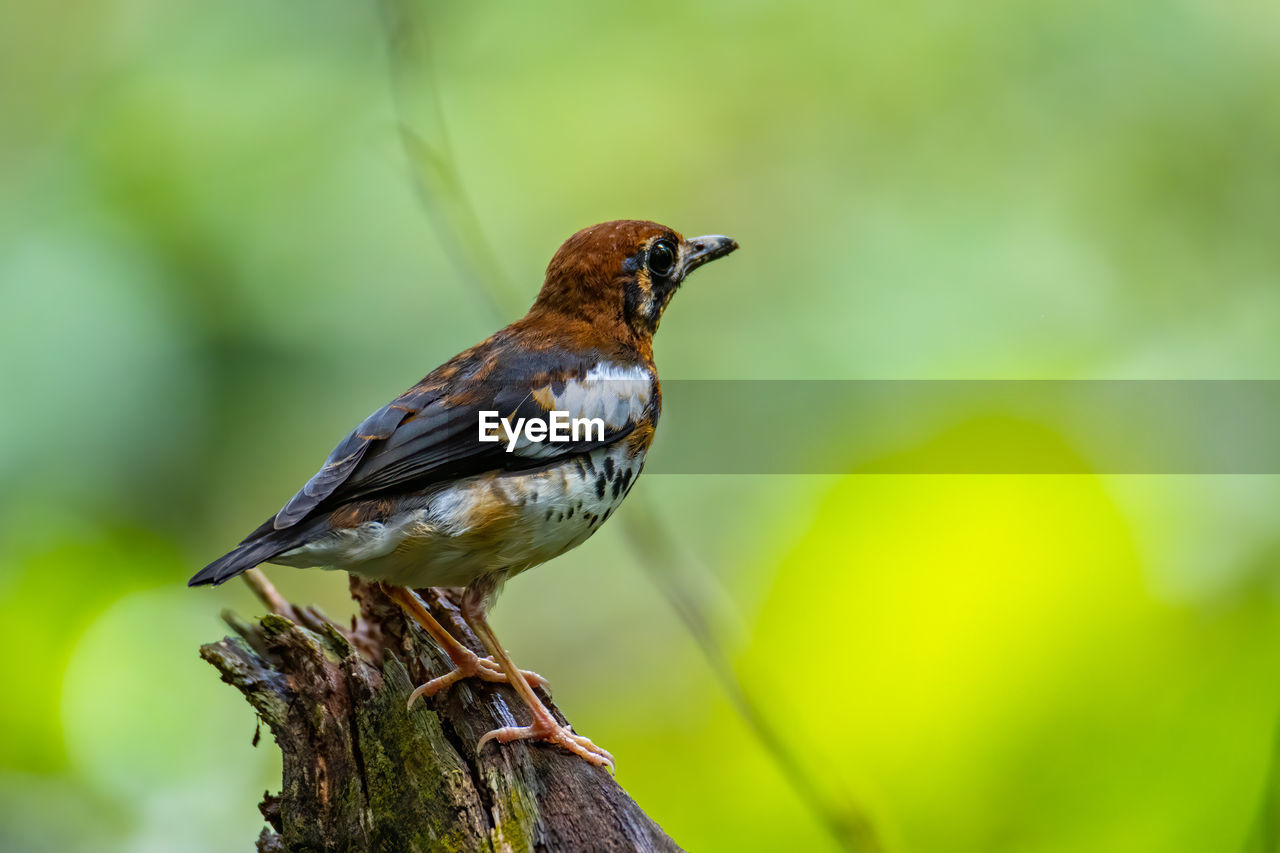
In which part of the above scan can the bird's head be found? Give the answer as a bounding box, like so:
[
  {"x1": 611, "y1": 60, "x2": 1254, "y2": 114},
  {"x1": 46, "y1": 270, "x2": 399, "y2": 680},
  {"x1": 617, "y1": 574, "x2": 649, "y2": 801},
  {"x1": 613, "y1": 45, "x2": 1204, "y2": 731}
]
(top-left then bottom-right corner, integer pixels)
[{"x1": 532, "y1": 220, "x2": 738, "y2": 344}]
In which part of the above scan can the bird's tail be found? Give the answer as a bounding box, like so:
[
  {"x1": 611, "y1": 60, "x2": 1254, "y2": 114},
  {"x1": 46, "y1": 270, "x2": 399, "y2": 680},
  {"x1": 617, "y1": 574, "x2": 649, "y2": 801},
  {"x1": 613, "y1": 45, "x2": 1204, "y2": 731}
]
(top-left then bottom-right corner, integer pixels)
[{"x1": 188, "y1": 517, "x2": 297, "y2": 586}]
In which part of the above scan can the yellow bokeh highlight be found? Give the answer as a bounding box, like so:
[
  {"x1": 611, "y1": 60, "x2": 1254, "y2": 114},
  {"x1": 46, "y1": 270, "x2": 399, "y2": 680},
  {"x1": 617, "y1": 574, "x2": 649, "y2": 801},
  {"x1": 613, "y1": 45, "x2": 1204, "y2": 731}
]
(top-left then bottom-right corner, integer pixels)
[{"x1": 744, "y1": 472, "x2": 1279, "y2": 851}]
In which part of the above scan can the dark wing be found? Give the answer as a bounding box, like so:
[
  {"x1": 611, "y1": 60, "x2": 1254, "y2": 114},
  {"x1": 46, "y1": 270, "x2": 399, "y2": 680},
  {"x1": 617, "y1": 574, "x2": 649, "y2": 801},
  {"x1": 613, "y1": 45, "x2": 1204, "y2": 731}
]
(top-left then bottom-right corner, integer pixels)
[
  {"x1": 273, "y1": 383, "x2": 444, "y2": 528},
  {"x1": 303, "y1": 351, "x2": 655, "y2": 509},
  {"x1": 189, "y1": 346, "x2": 655, "y2": 586}
]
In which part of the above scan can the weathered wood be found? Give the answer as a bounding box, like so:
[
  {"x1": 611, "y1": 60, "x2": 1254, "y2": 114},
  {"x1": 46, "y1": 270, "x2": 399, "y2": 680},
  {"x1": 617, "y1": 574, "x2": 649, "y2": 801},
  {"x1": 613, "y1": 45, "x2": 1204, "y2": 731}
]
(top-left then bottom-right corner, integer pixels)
[{"x1": 201, "y1": 574, "x2": 682, "y2": 852}]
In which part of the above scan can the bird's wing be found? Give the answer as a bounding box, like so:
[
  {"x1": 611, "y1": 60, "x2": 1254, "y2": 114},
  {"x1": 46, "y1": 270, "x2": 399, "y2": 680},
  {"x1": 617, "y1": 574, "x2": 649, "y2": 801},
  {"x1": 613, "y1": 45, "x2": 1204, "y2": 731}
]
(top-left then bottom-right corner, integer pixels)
[
  {"x1": 271, "y1": 382, "x2": 444, "y2": 528},
  {"x1": 273, "y1": 350, "x2": 656, "y2": 529}
]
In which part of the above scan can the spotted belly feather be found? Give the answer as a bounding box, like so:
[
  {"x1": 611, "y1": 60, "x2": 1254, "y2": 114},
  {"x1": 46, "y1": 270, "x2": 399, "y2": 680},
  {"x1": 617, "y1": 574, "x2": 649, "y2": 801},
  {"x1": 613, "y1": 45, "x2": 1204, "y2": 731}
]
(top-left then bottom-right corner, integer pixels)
[{"x1": 272, "y1": 443, "x2": 644, "y2": 589}]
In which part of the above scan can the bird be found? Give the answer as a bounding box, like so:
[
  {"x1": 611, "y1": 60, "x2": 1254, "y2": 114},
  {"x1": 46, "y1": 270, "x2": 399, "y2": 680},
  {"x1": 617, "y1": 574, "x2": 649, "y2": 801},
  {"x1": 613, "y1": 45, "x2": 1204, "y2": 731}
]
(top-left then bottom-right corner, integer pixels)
[{"x1": 190, "y1": 220, "x2": 738, "y2": 769}]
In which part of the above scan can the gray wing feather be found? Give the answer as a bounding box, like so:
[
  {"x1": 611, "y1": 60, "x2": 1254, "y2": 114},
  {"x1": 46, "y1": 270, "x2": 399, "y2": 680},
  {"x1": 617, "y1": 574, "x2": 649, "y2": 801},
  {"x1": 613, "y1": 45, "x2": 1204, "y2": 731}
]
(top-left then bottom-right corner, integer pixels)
[
  {"x1": 274, "y1": 386, "x2": 440, "y2": 528},
  {"x1": 270, "y1": 359, "x2": 655, "y2": 531}
]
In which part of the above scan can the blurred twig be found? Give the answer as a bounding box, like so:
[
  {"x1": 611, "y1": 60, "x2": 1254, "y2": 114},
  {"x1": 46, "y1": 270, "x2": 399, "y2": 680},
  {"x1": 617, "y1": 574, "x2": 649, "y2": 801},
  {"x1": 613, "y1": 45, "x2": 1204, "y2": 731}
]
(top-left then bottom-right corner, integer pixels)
[
  {"x1": 1245, "y1": 708, "x2": 1280, "y2": 852},
  {"x1": 373, "y1": 2, "x2": 881, "y2": 850},
  {"x1": 376, "y1": 0, "x2": 525, "y2": 319},
  {"x1": 242, "y1": 567, "x2": 291, "y2": 616},
  {"x1": 620, "y1": 503, "x2": 882, "y2": 851}
]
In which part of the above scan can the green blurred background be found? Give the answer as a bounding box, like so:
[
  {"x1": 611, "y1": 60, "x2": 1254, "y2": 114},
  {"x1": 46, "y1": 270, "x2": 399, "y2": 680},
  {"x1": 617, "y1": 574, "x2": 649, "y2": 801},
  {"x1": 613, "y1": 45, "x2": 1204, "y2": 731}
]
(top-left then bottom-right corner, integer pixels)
[{"x1": 3, "y1": 0, "x2": 1280, "y2": 850}]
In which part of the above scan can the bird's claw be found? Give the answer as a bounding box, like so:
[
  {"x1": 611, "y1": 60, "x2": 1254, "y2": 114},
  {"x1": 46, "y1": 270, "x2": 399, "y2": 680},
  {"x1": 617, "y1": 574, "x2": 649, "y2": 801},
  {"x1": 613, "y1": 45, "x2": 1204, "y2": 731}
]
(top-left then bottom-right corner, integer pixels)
[
  {"x1": 407, "y1": 655, "x2": 549, "y2": 708},
  {"x1": 477, "y1": 720, "x2": 616, "y2": 772}
]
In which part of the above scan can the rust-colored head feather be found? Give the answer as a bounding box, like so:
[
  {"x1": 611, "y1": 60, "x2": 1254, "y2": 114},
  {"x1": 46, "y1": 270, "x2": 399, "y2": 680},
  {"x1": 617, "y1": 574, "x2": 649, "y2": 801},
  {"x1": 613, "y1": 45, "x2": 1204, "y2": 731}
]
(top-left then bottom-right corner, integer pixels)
[{"x1": 530, "y1": 220, "x2": 737, "y2": 351}]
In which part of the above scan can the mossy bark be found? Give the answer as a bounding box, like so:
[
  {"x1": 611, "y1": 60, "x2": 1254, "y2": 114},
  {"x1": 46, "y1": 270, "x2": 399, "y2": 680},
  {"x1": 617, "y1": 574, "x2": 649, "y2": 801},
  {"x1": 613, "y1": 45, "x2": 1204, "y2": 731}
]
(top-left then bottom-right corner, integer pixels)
[{"x1": 201, "y1": 576, "x2": 681, "y2": 852}]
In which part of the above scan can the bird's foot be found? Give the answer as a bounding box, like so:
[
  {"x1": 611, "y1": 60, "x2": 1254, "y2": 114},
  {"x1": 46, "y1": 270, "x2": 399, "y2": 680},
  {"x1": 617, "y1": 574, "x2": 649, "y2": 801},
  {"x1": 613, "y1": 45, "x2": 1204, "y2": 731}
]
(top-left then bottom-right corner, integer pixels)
[
  {"x1": 407, "y1": 653, "x2": 548, "y2": 707},
  {"x1": 478, "y1": 717, "x2": 616, "y2": 772}
]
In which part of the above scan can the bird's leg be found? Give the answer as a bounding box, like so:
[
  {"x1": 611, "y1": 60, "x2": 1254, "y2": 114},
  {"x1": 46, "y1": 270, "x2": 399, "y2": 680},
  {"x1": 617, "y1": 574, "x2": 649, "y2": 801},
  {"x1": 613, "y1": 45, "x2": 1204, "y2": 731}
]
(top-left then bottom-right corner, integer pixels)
[
  {"x1": 382, "y1": 584, "x2": 547, "y2": 707},
  {"x1": 460, "y1": 582, "x2": 615, "y2": 772}
]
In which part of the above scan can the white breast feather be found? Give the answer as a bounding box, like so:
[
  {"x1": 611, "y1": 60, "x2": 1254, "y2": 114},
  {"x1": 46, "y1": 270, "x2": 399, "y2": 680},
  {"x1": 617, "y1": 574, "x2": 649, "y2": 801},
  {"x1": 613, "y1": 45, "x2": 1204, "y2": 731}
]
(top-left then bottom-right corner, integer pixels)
[{"x1": 513, "y1": 361, "x2": 652, "y2": 456}]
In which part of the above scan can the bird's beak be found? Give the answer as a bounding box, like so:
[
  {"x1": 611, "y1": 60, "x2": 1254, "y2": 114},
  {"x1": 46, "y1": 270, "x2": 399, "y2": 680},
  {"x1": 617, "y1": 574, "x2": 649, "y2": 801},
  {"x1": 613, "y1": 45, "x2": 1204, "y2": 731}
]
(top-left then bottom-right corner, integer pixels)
[{"x1": 681, "y1": 235, "x2": 739, "y2": 274}]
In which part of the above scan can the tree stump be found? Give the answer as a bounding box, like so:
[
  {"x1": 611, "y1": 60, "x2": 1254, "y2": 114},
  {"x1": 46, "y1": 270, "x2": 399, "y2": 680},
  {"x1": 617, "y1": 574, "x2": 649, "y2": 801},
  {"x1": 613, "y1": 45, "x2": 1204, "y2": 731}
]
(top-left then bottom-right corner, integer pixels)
[{"x1": 200, "y1": 573, "x2": 681, "y2": 852}]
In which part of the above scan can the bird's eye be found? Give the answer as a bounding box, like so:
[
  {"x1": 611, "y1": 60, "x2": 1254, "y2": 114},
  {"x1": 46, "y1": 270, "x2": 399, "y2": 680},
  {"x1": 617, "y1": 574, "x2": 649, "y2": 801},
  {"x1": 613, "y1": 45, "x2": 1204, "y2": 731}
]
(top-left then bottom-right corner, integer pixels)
[{"x1": 646, "y1": 240, "x2": 677, "y2": 277}]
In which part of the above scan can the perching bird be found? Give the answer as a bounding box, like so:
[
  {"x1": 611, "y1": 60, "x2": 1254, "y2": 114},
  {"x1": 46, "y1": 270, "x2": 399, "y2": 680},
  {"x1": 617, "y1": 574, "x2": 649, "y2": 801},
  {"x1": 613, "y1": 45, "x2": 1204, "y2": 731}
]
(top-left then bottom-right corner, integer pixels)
[{"x1": 190, "y1": 220, "x2": 737, "y2": 768}]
